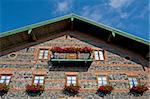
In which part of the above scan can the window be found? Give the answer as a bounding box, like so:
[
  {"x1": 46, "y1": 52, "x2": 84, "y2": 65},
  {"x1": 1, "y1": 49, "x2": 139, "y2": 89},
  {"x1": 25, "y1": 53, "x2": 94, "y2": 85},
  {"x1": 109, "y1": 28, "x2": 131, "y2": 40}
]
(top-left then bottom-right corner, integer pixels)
[
  {"x1": 38, "y1": 49, "x2": 49, "y2": 59},
  {"x1": 33, "y1": 76, "x2": 45, "y2": 85},
  {"x1": 0, "y1": 75, "x2": 11, "y2": 85},
  {"x1": 94, "y1": 50, "x2": 104, "y2": 60},
  {"x1": 66, "y1": 75, "x2": 77, "y2": 86},
  {"x1": 98, "y1": 76, "x2": 107, "y2": 86},
  {"x1": 128, "y1": 77, "x2": 138, "y2": 88}
]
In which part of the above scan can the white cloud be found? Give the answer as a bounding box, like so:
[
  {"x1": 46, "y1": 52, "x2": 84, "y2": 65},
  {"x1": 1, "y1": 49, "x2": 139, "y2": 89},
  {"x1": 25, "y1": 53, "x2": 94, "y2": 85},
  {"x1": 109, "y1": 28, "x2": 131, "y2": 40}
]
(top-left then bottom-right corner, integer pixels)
[
  {"x1": 55, "y1": 0, "x2": 73, "y2": 13},
  {"x1": 81, "y1": 5, "x2": 102, "y2": 21},
  {"x1": 109, "y1": 0, "x2": 134, "y2": 9}
]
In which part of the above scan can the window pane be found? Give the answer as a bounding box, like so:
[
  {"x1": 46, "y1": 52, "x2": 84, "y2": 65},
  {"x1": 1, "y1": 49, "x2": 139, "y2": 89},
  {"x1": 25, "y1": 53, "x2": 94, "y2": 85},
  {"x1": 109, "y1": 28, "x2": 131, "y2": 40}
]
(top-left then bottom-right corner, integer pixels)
[
  {"x1": 67, "y1": 77, "x2": 71, "y2": 80},
  {"x1": 102, "y1": 77, "x2": 107, "y2": 80},
  {"x1": 98, "y1": 77, "x2": 102, "y2": 80},
  {"x1": 40, "y1": 76, "x2": 44, "y2": 80},
  {"x1": 5, "y1": 80, "x2": 10, "y2": 84},
  {"x1": 72, "y1": 77, "x2": 76, "y2": 81},
  {"x1": 130, "y1": 84, "x2": 133, "y2": 88},
  {"x1": 99, "y1": 51, "x2": 104, "y2": 60},
  {"x1": 98, "y1": 81, "x2": 103, "y2": 86},
  {"x1": 34, "y1": 79, "x2": 38, "y2": 84},
  {"x1": 35, "y1": 76, "x2": 39, "y2": 79},
  {"x1": 67, "y1": 81, "x2": 71, "y2": 86},
  {"x1": 44, "y1": 50, "x2": 48, "y2": 54},
  {"x1": 40, "y1": 50, "x2": 44, "y2": 53},
  {"x1": 6, "y1": 76, "x2": 11, "y2": 79},
  {"x1": 39, "y1": 80, "x2": 44, "y2": 84},
  {"x1": 103, "y1": 81, "x2": 107, "y2": 85},
  {"x1": 1, "y1": 76, "x2": 6, "y2": 79},
  {"x1": 94, "y1": 51, "x2": 99, "y2": 60},
  {"x1": 128, "y1": 78, "x2": 132, "y2": 81},
  {"x1": 72, "y1": 81, "x2": 76, "y2": 84},
  {"x1": 0, "y1": 80, "x2": 4, "y2": 83}
]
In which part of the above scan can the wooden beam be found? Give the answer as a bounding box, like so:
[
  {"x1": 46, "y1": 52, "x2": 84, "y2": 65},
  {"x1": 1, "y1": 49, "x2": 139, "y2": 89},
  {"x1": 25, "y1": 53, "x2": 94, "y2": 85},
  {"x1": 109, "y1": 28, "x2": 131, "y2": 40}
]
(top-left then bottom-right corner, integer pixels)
[
  {"x1": 107, "y1": 32, "x2": 115, "y2": 42},
  {"x1": 28, "y1": 29, "x2": 37, "y2": 41},
  {"x1": 71, "y1": 17, "x2": 74, "y2": 30}
]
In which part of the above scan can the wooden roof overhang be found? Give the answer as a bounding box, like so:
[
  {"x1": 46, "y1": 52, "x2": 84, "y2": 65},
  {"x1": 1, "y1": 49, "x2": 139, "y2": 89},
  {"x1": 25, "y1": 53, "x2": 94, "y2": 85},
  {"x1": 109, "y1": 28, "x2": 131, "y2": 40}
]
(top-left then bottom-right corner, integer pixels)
[{"x1": 0, "y1": 13, "x2": 149, "y2": 59}]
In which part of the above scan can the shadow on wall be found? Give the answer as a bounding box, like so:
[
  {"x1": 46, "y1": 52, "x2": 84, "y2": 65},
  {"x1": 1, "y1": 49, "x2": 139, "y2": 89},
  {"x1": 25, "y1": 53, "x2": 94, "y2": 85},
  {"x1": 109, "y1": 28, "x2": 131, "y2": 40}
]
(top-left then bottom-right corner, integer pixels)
[{"x1": 47, "y1": 61, "x2": 91, "y2": 72}]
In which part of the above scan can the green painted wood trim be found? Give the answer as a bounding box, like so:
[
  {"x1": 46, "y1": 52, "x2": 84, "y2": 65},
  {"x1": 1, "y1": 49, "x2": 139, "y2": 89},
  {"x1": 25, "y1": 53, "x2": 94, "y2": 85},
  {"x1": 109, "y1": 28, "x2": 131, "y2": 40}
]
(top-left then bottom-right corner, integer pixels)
[
  {"x1": 0, "y1": 13, "x2": 149, "y2": 46},
  {"x1": 72, "y1": 14, "x2": 150, "y2": 45},
  {"x1": 0, "y1": 14, "x2": 72, "y2": 37}
]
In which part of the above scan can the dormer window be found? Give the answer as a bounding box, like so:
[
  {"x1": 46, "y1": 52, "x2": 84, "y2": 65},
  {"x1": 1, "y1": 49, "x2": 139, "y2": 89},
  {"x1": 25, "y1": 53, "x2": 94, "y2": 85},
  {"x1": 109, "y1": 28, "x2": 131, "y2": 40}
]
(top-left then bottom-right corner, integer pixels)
[
  {"x1": 38, "y1": 49, "x2": 49, "y2": 60},
  {"x1": 94, "y1": 50, "x2": 104, "y2": 60},
  {"x1": 0, "y1": 75, "x2": 11, "y2": 85},
  {"x1": 33, "y1": 75, "x2": 45, "y2": 85}
]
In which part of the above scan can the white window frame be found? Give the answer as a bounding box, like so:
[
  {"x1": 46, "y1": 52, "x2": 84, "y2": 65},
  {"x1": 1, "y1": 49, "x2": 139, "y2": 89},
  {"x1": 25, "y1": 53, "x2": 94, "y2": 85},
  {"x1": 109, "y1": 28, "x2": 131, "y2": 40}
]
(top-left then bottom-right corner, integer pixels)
[
  {"x1": 98, "y1": 76, "x2": 107, "y2": 87},
  {"x1": 128, "y1": 77, "x2": 138, "y2": 88},
  {"x1": 94, "y1": 50, "x2": 104, "y2": 60},
  {"x1": 0, "y1": 75, "x2": 11, "y2": 85},
  {"x1": 33, "y1": 76, "x2": 45, "y2": 85},
  {"x1": 67, "y1": 75, "x2": 77, "y2": 86},
  {"x1": 38, "y1": 49, "x2": 49, "y2": 59}
]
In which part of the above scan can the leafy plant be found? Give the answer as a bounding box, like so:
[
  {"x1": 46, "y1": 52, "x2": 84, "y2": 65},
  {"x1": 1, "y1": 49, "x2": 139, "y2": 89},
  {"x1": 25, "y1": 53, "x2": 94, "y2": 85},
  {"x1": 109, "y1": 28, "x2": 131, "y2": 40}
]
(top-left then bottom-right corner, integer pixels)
[
  {"x1": 97, "y1": 85, "x2": 113, "y2": 97},
  {"x1": 129, "y1": 85, "x2": 148, "y2": 96},
  {"x1": 26, "y1": 84, "x2": 44, "y2": 96},
  {"x1": 64, "y1": 84, "x2": 80, "y2": 96},
  {"x1": 51, "y1": 47, "x2": 93, "y2": 53},
  {"x1": 0, "y1": 83, "x2": 9, "y2": 96}
]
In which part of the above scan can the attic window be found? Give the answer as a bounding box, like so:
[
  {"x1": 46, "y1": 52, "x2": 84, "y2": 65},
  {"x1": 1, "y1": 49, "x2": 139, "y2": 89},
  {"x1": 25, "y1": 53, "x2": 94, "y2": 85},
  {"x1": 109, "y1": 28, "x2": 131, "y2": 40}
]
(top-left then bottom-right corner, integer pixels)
[
  {"x1": 38, "y1": 49, "x2": 49, "y2": 60},
  {"x1": 94, "y1": 50, "x2": 104, "y2": 60}
]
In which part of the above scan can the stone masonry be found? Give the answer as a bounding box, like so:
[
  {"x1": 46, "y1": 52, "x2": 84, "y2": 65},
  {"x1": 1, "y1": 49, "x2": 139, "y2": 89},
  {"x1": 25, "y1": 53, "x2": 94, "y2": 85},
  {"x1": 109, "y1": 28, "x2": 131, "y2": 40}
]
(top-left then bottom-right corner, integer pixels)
[{"x1": 0, "y1": 31, "x2": 149, "y2": 99}]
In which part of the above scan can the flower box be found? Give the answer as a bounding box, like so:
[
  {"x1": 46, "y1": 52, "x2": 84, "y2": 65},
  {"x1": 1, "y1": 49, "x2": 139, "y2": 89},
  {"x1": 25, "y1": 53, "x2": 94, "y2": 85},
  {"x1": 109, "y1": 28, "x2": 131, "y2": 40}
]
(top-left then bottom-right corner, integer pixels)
[
  {"x1": 78, "y1": 53, "x2": 91, "y2": 59},
  {"x1": 26, "y1": 84, "x2": 44, "y2": 96},
  {"x1": 0, "y1": 83, "x2": 9, "y2": 96},
  {"x1": 129, "y1": 85, "x2": 148, "y2": 96},
  {"x1": 51, "y1": 47, "x2": 93, "y2": 53},
  {"x1": 64, "y1": 84, "x2": 80, "y2": 96},
  {"x1": 97, "y1": 85, "x2": 113, "y2": 97}
]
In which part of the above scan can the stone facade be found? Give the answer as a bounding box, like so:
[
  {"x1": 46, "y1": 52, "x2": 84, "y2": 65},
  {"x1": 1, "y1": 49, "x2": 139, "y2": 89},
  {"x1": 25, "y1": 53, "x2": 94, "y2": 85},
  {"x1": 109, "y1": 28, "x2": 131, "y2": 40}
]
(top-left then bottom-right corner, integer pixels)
[{"x1": 0, "y1": 31, "x2": 149, "y2": 99}]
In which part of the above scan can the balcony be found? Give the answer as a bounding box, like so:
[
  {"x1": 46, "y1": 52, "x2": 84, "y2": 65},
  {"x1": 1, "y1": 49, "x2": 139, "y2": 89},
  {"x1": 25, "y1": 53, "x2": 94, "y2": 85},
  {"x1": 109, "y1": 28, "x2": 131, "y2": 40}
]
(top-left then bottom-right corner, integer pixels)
[{"x1": 50, "y1": 52, "x2": 93, "y2": 66}]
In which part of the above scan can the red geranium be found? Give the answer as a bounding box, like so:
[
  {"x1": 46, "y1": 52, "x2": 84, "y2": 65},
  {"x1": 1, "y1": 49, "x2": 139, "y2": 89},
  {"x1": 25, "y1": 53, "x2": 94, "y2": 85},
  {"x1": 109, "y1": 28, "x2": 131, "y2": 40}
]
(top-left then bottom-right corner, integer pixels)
[
  {"x1": 97, "y1": 85, "x2": 113, "y2": 96},
  {"x1": 64, "y1": 84, "x2": 80, "y2": 94},
  {"x1": 130, "y1": 85, "x2": 148, "y2": 96},
  {"x1": 0, "y1": 83, "x2": 9, "y2": 92},
  {"x1": 51, "y1": 47, "x2": 93, "y2": 53},
  {"x1": 26, "y1": 84, "x2": 44, "y2": 94}
]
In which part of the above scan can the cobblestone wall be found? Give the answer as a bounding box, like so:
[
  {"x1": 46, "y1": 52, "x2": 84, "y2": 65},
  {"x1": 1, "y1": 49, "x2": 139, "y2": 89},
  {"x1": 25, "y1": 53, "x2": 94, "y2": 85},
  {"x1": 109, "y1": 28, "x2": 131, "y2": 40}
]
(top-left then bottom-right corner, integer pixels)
[{"x1": 0, "y1": 32, "x2": 149, "y2": 98}]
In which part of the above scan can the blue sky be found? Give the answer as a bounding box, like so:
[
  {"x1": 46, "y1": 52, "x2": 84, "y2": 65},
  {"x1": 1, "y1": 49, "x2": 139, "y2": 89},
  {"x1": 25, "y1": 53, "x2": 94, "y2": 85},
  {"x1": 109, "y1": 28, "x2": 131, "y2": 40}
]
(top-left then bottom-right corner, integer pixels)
[{"x1": 0, "y1": 0, "x2": 149, "y2": 40}]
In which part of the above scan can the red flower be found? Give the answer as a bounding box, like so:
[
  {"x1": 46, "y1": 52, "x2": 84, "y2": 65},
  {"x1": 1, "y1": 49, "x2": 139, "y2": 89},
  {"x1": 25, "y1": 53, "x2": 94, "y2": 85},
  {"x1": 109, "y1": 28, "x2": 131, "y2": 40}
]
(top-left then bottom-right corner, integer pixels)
[
  {"x1": 51, "y1": 47, "x2": 93, "y2": 53},
  {"x1": 64, "y1": 84, "x2": 80, "y2": 94},
  {"x1": 0, "y1": 83, "x2": 9, "y2": 91},
  {"x1": 26, "y1": 84, "x2": 44, "y2": 93},
  {"x1": 98, "y1": 85, "x2": 113, "y2": 93},
  {"x1": 130, "y1": 85, "x2": 148, "y2": 93}
]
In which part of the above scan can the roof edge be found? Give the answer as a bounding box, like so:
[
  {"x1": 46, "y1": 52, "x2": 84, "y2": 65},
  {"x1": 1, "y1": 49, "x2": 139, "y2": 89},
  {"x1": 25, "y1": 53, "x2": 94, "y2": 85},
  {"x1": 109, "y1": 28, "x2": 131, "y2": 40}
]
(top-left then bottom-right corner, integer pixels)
[
  {"x1": 0, "y1": 13, "x2": 149, "y2": 46},
  {"x1": 72, "y1": 14, "x2": 150, "y2": 46}
]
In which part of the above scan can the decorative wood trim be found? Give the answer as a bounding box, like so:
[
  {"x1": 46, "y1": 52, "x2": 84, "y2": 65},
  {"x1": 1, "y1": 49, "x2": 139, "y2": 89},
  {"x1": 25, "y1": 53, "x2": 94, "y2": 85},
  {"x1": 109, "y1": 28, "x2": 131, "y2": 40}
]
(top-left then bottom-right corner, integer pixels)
[
  {"x1": 96, "y1": 75, "x2": 108, "y2": 88},
  {"x1": 65, "y1": 72, "x2": 79, "y2": 86},
  {"x1": 0, "y1": 74, "x2": 13, "y2": 85},
  {"x1": 32, "y1": 74, "x2": 46, "y2": 85},
  {"x1": 37, "y1": 48, "x2": 50, "y2": 60}
]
